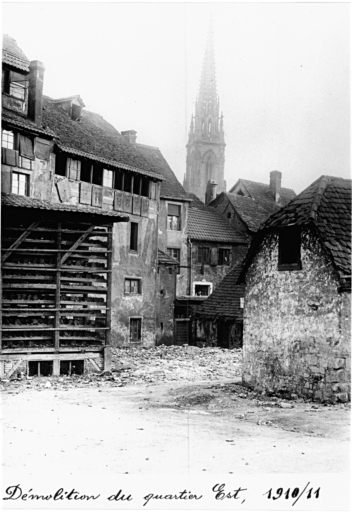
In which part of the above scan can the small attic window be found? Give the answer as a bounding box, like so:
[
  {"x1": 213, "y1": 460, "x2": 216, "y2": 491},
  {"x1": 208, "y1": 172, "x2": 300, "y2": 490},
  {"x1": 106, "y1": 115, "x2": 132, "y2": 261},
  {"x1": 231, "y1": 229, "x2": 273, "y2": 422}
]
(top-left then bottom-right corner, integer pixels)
[
  {"x1": 237, "y1": 190, "x2": 245, "y2": 196},
  {"x1": 278, "y1": 226, "x2": 302, "y2": 271},
  {"x1": 71, "y1": 103, "x2": 82, "y2": 121}
]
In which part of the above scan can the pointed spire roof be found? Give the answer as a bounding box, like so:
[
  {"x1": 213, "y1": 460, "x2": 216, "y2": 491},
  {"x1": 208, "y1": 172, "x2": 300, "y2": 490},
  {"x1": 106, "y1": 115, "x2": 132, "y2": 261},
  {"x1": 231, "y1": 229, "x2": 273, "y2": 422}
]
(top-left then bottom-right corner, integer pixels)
[{"x1": 198, "y1": 19, "x2": 218, "y2": 109}]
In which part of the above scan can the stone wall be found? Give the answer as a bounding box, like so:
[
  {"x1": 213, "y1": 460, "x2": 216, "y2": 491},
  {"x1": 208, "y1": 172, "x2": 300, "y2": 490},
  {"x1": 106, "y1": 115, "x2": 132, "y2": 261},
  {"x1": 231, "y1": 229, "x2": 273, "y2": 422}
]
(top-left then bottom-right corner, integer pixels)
[
  {"x1": 156, "y1": 265, "x2": 177, "y2": 345},
  {"x1": 242, "y1": 227, "x2": 351, "y2": 403}
]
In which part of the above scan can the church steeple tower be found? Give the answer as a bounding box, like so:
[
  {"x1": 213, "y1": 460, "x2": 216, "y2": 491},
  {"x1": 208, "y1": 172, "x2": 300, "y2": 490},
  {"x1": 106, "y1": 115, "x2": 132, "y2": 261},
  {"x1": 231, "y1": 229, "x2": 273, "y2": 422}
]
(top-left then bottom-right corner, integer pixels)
[{"x1": 184, "y1": 20, "x2": 226, "y2": 200}]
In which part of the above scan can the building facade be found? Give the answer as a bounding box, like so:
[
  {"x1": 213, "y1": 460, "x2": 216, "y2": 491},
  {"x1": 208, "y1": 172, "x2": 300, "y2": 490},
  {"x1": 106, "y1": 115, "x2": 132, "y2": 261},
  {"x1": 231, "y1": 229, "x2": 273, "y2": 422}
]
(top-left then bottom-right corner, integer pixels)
[
  {"x1": 239, "y1": 176, "x2": 351, "y2": 403},
  {"x1": 183, "y1": 23, "x2": 226, "y2": 200}
]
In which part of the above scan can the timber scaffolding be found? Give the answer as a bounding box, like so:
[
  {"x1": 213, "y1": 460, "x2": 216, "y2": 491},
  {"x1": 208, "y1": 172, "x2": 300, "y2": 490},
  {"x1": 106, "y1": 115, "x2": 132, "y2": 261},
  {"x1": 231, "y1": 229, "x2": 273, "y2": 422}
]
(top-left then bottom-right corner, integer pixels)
[{"x1": 0, "y1": 193, "x2": 128, "y2": 378}]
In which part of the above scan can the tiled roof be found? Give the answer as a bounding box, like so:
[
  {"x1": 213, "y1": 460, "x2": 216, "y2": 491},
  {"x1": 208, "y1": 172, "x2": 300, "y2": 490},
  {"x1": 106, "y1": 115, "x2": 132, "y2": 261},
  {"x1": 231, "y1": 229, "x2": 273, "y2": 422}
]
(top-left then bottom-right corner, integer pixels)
[
  {"x1": 41, "y1": 97, "x2": 164, "y2": 181},
  {"x1": 1, "y1": 193, "x2": 129, "y2": 222},
  {"x1": 2, "y1": 109, "x2": 55, "y2": 137},
  {"x1": 262, "y1": 175, "x2": 351, "y2": 277},
  {"x1": 194, "y1": 263, "x2": 245, "y2": 321},
  {"x1": 158, "y1": 249, "x2": 179, "y2": 265},
  {"x1": 225, "y1": 193, "x2": 275, "y2": 232},
  {"x1": 135, "y1": 144, "x2": 190, "y2": 200},
  {"x1": 188, "y1": 200, "x2": 249, "y2": 243},
  {"x1": 230, "y1": 179, "x2": 296, "y2": 213},
  {"x1": 2, "y1": 34, "x2": 30, "y2": 72}
]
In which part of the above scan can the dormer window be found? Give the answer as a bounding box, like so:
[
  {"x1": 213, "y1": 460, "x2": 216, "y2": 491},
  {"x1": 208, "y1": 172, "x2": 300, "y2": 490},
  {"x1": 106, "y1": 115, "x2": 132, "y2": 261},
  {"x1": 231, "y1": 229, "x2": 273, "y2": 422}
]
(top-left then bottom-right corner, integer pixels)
[
  {"x1": 52, "y1": 96, "x2": 85, "y2": 121},
  {"x1": 2, "y1": 69, "x2": 28, "y2": 102}
]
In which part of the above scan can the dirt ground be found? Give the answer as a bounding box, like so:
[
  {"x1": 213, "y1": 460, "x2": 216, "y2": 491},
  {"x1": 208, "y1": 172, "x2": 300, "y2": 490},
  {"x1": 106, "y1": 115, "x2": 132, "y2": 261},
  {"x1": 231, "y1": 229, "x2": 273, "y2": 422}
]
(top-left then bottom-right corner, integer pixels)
[{"x1": 1, "y1": 347, "x2": 350, "y2": 476}]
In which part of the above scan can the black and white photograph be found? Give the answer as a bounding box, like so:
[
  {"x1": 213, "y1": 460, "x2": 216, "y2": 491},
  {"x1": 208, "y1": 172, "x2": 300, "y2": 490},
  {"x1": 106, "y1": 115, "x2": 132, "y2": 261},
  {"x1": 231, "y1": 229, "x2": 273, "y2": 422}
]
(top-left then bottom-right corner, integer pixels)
[{"x1": 1, "y1": 2, "x2": 350, "y2": 510}]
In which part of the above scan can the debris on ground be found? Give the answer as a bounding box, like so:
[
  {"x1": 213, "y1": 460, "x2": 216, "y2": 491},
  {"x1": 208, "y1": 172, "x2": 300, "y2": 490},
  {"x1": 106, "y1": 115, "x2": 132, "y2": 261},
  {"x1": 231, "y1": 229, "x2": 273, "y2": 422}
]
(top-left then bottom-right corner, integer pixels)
[{"x1": 0, "y1": 345, "x2": 242, "y2": 392}]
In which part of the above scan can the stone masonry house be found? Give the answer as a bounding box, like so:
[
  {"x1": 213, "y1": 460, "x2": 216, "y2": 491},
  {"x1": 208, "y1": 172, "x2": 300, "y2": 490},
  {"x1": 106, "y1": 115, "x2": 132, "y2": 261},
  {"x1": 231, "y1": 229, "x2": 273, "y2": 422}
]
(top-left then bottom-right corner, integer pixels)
[
  {"x1": 1, "y1": 35, "x2": 165, "y2": 376},
  {"x1": 239, "y1": 175, "x2": 351, "y2": 403}
]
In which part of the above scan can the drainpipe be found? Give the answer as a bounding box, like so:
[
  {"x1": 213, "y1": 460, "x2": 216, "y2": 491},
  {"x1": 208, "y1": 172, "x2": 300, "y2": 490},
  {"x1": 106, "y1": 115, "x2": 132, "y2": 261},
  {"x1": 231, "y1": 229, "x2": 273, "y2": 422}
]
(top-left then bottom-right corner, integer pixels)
[{"x1": 188, "y1": 237, "x2": 192, "y2": 296}]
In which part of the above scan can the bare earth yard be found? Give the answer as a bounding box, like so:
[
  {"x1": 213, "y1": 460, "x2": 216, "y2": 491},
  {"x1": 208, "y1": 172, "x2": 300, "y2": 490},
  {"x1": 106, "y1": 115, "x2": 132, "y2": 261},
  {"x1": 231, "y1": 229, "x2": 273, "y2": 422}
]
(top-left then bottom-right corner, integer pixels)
[{"x1": 1, "y1": 346, "x2": 350, "y2": 476}]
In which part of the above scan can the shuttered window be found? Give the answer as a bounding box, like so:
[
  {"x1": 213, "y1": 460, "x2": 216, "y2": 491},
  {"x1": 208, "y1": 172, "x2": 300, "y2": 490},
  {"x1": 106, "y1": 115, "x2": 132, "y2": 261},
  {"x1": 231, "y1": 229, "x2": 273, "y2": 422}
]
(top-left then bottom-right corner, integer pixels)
[{"x1": 130, "y1": 318, "x2": 142, "y2": 341}]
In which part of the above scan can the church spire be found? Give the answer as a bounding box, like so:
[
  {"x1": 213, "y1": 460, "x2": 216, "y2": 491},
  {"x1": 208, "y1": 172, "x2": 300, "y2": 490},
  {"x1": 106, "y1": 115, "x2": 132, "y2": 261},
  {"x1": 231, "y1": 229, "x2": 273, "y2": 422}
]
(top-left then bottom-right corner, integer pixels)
[{"x1": 184, "y1": 20, "x2": 226, "y2": 200}]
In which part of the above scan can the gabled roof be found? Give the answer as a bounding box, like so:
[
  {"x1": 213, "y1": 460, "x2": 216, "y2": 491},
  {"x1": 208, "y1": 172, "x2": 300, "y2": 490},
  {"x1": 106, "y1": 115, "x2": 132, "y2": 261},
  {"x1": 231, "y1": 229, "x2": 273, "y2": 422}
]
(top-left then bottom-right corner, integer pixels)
[
  {"x1": 2, "y1": 34, "x2": 30, "y2": 72},
  {"x1": 2, "y1": 108, "x2": 55, "y2": 137},
  {"x1": 194, "y1": 262, "x2": 245, "y2": 321},
  {"x1": 158, "y1": 249, "x2": 179, "y2": 266},
  {"x1": 40, "y1": 97, "x2": 164, "y2": 181},
  {"x1": 240, "y1": 175, "x2": 351, "y2": 281},
  {"x1": 2, "y1": 193, "x2": 129, "y2": 224},
  {"x1": 135, "y1": 143, "x2": 190, "y2": 200},
  {"x1": 230, "y1": 178, "x2": 296, "y2": 213},
  {"x1": 224, "y1": 192, "x2": 276, "y2": 232},
  {"x1": 188, "y1": 199, "x2": 249, "y2": 243}
]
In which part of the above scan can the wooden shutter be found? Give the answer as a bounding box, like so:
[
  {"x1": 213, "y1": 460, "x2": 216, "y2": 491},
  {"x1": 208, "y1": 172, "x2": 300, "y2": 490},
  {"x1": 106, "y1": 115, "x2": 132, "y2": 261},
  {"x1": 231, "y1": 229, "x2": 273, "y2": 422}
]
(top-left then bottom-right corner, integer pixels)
[
  {"x1": 79, "y1": 182, "x2": 92, "y2": 205},
  {"x1": 34, "y1": 139, "x2": 51, "y2": 160},
  {"x1": 19, "y1": 135, "x2": 34, "y2": 160},
  {"x1": 56, "y1": 179, "x2": 72, "y2": 203},
  {"x1": 92, "y1": 185, "x2": 103, "y2": 207},
  {"x1": 210, "y1": 247, "x2": 218, "y2": 266},
  {"x1": 132, "y1": 195, "x2": 141, "y2": 215},
  {"x1": 141, "y1": 197, "x2": 149, "y2": 217},
  {"x1": 123, "y1": 192, "x2": 132, "y2": 213},
  {"x1": 114, "y1": 190, "x2": 124, "y2": 211}
]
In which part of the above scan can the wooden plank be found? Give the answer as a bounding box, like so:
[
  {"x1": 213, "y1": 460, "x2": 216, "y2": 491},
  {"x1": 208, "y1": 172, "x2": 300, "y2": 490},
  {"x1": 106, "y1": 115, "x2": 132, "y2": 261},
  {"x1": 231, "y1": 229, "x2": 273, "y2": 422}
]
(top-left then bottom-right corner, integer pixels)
[
  {"x1": 2, "y1": 221, "x2": 40, "y2": 263},
  {"x1": 79, "y1": 182, "x2": 92, "y2": 205},
  {"x1": 61, "y1": 226, "x2": 95, "y2": 265},
  {"x1": 102, "y1": 188, "x2": 114, "y2": 211},
  {"x1": 114, "y1": 190, "x2": 124, "y2": 212},
  {"x1": 105, "y1": 226, "x2": 113, "y2": 351},
  {"x1": 0, "y1": 353, "x2": 102, "y2": 361},
  {"x1": 141, "y1": 197, "x2": 149, "y2": 217},
  {"x1": 123, "y1": 192, "x2": 132, "y2": 213},
  {"x1": 55, "y1": 223, "x2": 62, "y2": 352},
  {"x1": 92, "y1": 186, "x2": 103, "y2": 207},
  {"x1": 88, "y1": 357, "x2": 101, "y2": 372},
  {"x1": 1, "y1": 347, "x2": 102, "y2": 355},
  {"x1": 56, "y1": 179, "x2": 72, "y2": 202},
  {"x1": 4, "y1": 359, "x2": 23, "y2": 379},
  {"x1": 132, "y1": 195, "x2": 141, "y2": 215}
]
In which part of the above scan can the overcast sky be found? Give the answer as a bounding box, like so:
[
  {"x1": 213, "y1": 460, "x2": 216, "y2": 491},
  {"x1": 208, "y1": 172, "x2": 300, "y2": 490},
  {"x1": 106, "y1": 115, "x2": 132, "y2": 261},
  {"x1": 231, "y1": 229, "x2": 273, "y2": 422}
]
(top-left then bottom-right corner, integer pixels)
[{"x1": 2, "y1": 2, "x2": 350, "y2": 195}]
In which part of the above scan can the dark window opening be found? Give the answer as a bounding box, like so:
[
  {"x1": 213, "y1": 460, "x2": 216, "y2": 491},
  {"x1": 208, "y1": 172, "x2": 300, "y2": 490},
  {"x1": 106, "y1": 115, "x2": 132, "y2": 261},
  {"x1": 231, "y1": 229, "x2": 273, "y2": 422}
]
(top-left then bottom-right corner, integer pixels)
[
  {"x1": 124, "y1": 278, "x2": 141, "y2": 295},
  {"x1": 92, "y1": 164, "x2": 103, "y2": 186},
  {"x1": 195, "y1": 284, "x2": 211, "y2": 296},
  {"x1": 167, "y1": 204, "x2": 181, "y2": 230},
  {"x1": 114, "y1": 169, "x2": 124, "y2": 191},
  {"x1": 160, "y1": 322, "x2": 164, "y2": 331},
  {"x1": 80, "y1": 160, "x2": 92, "y2": 183},
  {"x1": 197, "y1": 247, "x2": 210, "y2": 264},
  {"x1": 133, "y1": 175, "x2": 141, "y2": 195},
  {"x1": 168, "y1": 267, "x2": 173, "y2": 275},
  {"x1": 141, "y1": 177, "x2": 149, "y2": 197},
  {"x1": 124, "y1": 172, "x2": 132, "y2": 193},
  {"x1": 218, "y1": 248, "x2": 230, "y2": 265},
  {"x1": 130, "y1": 222, "x2": 138, "y2": 251},
  {"x1": 237, "y1": 190, "x2": 245, "y2": 196},
  {"x1": 55, "y1": 152, "x2": 67, "y2": 176},
  {"x1": 130, "y1": 318, "x2": 142, "y2": 341},
  {"x1": 60, "y1": 360, "x2": 84, "y2": 375},
  {"x1": 28, "y1": 361, "x2": 53, "y2": 377},
  {"x1": 227, "y1": 212, "x2": 231, "y2": 219},
  {"x1": 278, "y1": 226, "x2": 302, "y2": 270}
]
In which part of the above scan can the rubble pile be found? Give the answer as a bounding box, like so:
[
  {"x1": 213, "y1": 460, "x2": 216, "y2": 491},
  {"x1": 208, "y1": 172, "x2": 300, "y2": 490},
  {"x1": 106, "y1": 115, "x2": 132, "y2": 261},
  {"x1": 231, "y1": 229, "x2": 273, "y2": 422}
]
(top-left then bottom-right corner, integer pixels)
[
  {"x1": 0, "y1": 346, "x2": 242, "y2": 391},
  {"x1": 111, "y1": 345, "x2": 242, "y2": 384}
]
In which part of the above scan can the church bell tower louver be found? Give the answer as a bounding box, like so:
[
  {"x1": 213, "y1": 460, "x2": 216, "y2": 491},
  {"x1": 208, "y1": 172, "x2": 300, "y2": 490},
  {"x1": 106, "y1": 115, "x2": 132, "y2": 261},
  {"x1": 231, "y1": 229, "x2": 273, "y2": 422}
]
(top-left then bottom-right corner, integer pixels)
[{"x1": 184, "y1": 20, "x2": 226, "y2": 200}]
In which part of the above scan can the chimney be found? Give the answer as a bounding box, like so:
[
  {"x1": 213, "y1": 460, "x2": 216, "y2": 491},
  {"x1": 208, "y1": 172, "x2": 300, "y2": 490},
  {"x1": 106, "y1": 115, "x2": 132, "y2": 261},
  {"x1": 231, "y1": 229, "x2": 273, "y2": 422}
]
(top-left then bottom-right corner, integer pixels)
[
  {"x1": 28, "y1": 60, "x2": 45, "y2": 126},
  {"x1": 121, "y1": 130, "x2": 137, "y2": 144},
  {"x1": 205, "y1": 179, "x2": 217, "y2": 204},
  {"x1": 270, "y1": 170, "x2": 282, "y2": 203}
]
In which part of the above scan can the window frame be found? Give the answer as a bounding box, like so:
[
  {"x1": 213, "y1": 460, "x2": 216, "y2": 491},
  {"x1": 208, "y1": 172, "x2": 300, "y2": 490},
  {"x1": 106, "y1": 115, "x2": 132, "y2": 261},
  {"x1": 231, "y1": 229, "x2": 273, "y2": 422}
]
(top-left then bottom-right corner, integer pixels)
[
  {"x1": 124, "y1": 277, "x2": 142, "y2": 295},
  {"x1": 103, "y1": 169, "x2": 113, "y2": 188},
  {"x1": 193, "y1": 281, "x2": 213, "y2": 297},
  {"x1": 2, "y1": 129, "x2": 15, "y2": 149},
  {"x1": 11, "y1": 171, "x2": 29, "y2": 196},
  {"x1": 167, "y1": 203, "x2": 181, "y2": 231}
]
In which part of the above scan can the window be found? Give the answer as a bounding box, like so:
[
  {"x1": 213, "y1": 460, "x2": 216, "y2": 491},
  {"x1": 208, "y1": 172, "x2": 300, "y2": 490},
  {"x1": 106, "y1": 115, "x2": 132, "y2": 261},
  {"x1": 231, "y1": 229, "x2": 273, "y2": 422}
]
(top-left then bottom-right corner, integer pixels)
[
  {"x1": 2, "y1": 130, "x2": 14, "y2": 149},
  {"x1": 80, "y1": 160, "x2": 92, "y2": 183},
  {"x1": 12, "y1": 172, "x2": 29, "y2": 196},
  {"x1": 124, "y1": 278, "x2": 141, "y2": 295},
  {"x1": 218, "y1": 248, "x2": 230, "y2": 265},
  {"x1": 130, "y1": 318, "x2": 142, "y2": 341},
  {"x1": 10, "y1": 81, "x2": 25, "y2": 100},
  {"x1": 103, "y1": 169, "x2": 113, "y2": 188},
  {"x1": 167, "y1": 204, "x2": 181, "y2": 230},
  {"x1": 278, "y1": 227, "x2": 302, "y2": 270},
  {"x1": 19, "y1": 156, "x2": 33, "y2": 170},
  {"x1": 193, "y1": 282, "x2": 212, "y2": 296},
  {"x1": 66, "y1": 158, "x2": 81, "y2": 180},
  {"x1": 167, "y1": 248, "x2": 180, "y2": 262},
  {"x1": 92, "y1": 164, "x2": 103, "y2": 186},
  {"x1": 197, "y1": 246, "x2": 210, "y2": 264},
  {"x1": 130, "y1": 222, "x2": 138, "y2": 252}
]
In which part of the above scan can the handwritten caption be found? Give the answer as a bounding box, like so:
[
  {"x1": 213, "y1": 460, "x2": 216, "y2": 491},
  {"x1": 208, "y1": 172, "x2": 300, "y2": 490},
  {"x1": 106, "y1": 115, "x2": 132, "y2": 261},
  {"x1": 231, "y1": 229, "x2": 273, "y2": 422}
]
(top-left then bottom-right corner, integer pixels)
[{"x1": 3, "y1": 483, "x2": 320, "y2": 507}]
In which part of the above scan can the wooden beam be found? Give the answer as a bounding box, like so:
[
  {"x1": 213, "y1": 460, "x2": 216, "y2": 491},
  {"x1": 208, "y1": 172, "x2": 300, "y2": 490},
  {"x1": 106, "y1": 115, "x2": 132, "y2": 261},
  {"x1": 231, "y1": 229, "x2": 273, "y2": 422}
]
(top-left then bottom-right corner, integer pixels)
[
  {"x1": 4, "y1": 359, "x2": 23, "y2": 379},
  {"x1": 2, "y1": 221, "x2": 40, "y2": 263},
  {"x1": 0, "y1": 353, "x2": 102, "y2": 361},
  {"x1": 60, "y1": 225, "x2": 95, "y2": 265},
  {"x1": 55, "y1": 223, "x2": 62, "y2": 352},
  {"x1": 88, "y1": 357, "x2": 101, "y2": 372}
]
